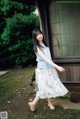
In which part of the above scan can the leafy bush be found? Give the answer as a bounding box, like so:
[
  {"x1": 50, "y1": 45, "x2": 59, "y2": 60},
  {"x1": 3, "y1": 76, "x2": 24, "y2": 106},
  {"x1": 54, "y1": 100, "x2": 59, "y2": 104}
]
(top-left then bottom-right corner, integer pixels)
[{"x1": 0, "y1": 0, "x2": 39, "y2": 68}]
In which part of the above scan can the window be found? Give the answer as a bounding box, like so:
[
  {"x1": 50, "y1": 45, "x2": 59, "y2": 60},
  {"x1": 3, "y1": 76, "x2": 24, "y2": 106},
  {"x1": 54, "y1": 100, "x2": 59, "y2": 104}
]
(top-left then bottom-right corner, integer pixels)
[{"x1": 49, "y1": 2, "x2": 80, "y2": 58}]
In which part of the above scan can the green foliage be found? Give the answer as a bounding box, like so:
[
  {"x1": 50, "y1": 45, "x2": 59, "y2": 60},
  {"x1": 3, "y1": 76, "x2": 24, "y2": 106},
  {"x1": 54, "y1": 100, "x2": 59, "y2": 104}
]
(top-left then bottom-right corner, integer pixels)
[
  {"x1": 64, "y1": 109, "x2": 80, "y2": 118},
  {"x1": 0, "y1": 0, "x2": 40, "y2": 68},
  {"x1": 1, "y1": 13, "x2": 39, "y2": 45},
  {"x1": 1, "y1": 0, "x2": 36, "y2": 16}
]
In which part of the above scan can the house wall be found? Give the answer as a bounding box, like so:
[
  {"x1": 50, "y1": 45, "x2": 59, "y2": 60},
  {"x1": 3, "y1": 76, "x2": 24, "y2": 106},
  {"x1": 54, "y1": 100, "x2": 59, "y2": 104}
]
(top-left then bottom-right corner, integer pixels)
[
  {"x1": 37, "y1": 0, "x2": 80, "y2": 83},
  {"x1": 58, "y1": 64, "x2": 80, "y2": 83}
]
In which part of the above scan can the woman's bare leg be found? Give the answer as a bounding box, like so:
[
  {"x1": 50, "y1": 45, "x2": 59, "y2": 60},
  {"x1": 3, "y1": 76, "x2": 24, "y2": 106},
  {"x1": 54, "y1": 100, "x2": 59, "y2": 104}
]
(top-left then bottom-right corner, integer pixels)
[
  {"x1": 28, "y1": 96, "x2": 40, "y2": 111},
  {"x1": 47, "y1": 98, "x2": 55, "y2": 110}
]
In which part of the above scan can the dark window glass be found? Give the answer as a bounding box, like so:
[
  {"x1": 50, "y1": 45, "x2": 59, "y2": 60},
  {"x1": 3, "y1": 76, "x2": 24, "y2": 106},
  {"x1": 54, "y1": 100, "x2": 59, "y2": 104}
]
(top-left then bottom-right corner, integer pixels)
[{"x1": 49, "y1": 2, "x2": 80, "y2": 58}]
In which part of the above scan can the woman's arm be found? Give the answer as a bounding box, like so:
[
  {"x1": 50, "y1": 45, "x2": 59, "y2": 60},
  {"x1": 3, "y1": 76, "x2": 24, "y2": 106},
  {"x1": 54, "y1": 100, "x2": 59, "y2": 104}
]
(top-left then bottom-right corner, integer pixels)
[{"x1": 36, "y1": 47, "x2": 65, "y2": 72}]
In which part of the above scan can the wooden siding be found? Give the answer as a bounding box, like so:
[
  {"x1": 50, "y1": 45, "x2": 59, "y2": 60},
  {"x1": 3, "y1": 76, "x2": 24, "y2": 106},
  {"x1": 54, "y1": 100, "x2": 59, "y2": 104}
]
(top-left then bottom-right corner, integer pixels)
[{"x1": 58, "y1": 64, "x2": 80, "y2": 83}]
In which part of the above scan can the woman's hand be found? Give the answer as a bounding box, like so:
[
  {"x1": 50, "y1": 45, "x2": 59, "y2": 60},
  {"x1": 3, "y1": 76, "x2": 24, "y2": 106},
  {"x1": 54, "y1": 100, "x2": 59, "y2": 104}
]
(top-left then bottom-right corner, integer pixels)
[{"x1": 57, "y1": 66, "x2": 65, "y2": 72}]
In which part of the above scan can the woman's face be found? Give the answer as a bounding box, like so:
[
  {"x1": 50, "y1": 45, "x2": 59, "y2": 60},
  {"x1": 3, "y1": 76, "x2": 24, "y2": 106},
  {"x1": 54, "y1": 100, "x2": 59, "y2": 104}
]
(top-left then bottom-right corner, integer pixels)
[{"x1": 36, "y1": 33, "x2": 43, "y2": 42}]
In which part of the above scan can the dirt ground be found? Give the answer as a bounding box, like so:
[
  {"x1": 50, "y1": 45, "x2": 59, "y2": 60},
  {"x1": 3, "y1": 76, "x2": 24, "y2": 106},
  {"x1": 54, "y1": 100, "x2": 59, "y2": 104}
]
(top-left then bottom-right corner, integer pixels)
[{"x1": 0, "y1": 67, "x2": 80, "y2": 119}]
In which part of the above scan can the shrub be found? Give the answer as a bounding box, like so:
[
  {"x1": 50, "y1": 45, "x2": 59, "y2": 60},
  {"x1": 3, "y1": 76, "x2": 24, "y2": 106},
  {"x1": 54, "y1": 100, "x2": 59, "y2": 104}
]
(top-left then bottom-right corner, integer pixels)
[{"x1": 0, "y1": 0, "x2": 40, "y2": 68}]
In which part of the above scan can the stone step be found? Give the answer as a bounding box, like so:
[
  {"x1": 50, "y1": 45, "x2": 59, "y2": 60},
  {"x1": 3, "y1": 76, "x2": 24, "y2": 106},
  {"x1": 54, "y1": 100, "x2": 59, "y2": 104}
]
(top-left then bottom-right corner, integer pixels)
[{"x1": 0, "y1": 71, "x2": 9, "y2": 76}]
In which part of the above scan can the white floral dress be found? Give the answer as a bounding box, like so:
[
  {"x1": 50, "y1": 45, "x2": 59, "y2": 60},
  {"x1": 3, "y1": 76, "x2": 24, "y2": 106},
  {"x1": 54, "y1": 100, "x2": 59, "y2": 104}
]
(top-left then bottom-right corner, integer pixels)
[{"x1": 35, "y1": 46, "x2": 68, "y2": 99}]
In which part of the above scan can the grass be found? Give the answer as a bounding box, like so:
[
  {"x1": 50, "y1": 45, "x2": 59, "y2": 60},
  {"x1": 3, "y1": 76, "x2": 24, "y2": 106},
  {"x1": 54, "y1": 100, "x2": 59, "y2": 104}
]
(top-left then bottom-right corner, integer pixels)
[
  {"x1": 0, "y1": 66, "x2": 80, "y2": 119},
  {"x1": 64, "y1": 110, "x2": 80, "y2": 119}
]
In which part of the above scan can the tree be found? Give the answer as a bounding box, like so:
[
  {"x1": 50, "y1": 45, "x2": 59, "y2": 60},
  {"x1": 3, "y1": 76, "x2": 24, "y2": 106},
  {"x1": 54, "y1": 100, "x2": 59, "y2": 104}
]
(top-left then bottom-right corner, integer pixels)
[{"x1": 0, "y1": 0, "x2": 40, "y2": 68}]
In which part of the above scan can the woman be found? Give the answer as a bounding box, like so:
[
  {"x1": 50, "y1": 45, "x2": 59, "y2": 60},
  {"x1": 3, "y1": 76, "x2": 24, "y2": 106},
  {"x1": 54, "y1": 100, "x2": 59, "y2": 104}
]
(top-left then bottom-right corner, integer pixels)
[{"x1": 28, "y1": 29, "x2": 68, "y2": 111}]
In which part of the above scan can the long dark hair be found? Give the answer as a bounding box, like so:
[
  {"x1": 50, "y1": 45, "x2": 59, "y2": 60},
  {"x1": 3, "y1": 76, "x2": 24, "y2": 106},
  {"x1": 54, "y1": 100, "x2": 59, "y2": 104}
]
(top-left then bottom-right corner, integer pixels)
[{"x1": 32, "y1": 29, "x2": 48, "y2": 52}]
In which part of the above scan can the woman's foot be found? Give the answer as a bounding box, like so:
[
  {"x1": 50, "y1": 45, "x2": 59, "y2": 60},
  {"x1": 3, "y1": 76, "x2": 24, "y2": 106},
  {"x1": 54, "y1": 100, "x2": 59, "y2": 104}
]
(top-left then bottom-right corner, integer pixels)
[
  {"x1": 28, "y1": 102, "x2": 36, "y2": 112},
  {"x1": 48, "y1": 103, "x2": 55, "y2": 110}
]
